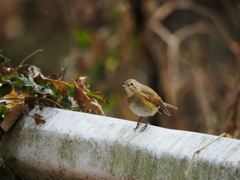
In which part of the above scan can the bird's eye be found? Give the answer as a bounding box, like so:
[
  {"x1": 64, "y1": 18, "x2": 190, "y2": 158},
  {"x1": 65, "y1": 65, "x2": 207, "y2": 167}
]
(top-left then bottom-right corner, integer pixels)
[{"x1": 130, "y1": 82, "x2": 134, "y2": 86}]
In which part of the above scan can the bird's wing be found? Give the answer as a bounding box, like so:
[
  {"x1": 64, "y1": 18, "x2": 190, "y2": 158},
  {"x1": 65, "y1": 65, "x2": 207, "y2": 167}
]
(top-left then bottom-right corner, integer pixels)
[
  {"x1": 140, "y1": 87, "x2": 165, "y2": 108},
  {"x1": 141, "y1": 86, "x2": 171, "y2": 116}
]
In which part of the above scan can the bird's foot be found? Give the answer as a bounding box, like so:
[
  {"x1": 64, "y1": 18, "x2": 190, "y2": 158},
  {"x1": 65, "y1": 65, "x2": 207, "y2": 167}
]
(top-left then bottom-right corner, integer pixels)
[
  {"x1": 133, "y1": 122, "x2": 141, "y2": 131},
  {"x1": 140, "y1": 123, "x2": 149, "y2": 132}
]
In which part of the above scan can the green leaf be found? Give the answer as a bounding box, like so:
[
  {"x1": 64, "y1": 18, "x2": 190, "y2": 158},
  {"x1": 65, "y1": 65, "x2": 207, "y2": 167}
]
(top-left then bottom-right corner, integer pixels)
[
  {"x1": 2, "y1": 71, "x2": 19, "y2": 79},
  {"x1": 22, "y1": 86, "x2": 36, "y2": 96},
  {"x1": 0, "y1": 84, "x2": 12, "y2": 98},
  {"x1": 56, "y1": 96, "x2": 63, "y2": 104},
  {"x1": 0, "y1": 54, "x2": 10, "y2": 64},
  {"x1": 18, "y1": 75, "x2": 35, "y2": 86},
  {"x1": 28, "y1": 65, "x2": 41, "y2": 78},
  {"x1": 0, "y1": 105, "x2": 8, "y2": 116},
  {"x1": 0, "y1": 52, "x2": 107, "y2": 117},
  {"x1": 34, "y1": 76, "x2": 48, "y2": 86},
  {"x1": 68, "y1": 83, "x2": 76, "y2": 97},
  {"x1": 86, "y1": 91, "x2": 108, "y2": 105},
  {"x1": 33, "y1": 85, "x2": 55, "y2": 95},
  {"x1": 10, "y1": 80, "x2": 23, "y2": 87}
]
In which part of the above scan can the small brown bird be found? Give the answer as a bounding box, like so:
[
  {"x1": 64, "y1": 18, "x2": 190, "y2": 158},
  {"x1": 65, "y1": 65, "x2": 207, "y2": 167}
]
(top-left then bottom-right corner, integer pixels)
[{"x1": 122, "y1": 79, "x2": 177, "y2": 131}]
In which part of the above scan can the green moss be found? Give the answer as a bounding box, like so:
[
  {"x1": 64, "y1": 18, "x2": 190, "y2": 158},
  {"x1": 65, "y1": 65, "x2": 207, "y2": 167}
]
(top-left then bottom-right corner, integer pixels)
[{"x1": 2, "y1": 118, "x2": 239, "y2": 180}]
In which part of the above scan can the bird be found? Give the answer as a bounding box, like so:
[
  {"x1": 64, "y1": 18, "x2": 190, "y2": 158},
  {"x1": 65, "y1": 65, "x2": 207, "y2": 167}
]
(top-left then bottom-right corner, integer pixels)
[{"x1": 122, "y1": 79, "x2": 177, "y2": 131}]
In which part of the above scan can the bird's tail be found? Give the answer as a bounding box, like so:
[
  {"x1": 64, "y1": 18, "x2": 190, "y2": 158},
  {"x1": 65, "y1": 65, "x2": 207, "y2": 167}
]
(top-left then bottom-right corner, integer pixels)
[
  {"x1": 159, "y1": 107, "x2": 171, "y2": 116},
  {"x1": 158, "y1": 103, "x2": 177, "y2": 116},
  {"x1": 164, "y1": 103, "x2": 178, "y2": 109}
]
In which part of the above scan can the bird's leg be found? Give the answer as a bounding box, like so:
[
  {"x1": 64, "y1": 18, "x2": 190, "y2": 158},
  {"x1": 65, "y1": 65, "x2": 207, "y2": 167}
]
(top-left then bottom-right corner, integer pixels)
[
  {"x1": 141, "y1": 118, "x2": 149, "y2": 132},
  {"x1": 133, "y1": 116, "x2": 142, "y2": 131}
]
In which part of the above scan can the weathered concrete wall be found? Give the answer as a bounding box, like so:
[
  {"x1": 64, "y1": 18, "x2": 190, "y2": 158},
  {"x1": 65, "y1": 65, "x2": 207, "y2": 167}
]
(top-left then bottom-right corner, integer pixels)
[{"x1": 0, "y1": 107, "x2": 240, "y2": 179}]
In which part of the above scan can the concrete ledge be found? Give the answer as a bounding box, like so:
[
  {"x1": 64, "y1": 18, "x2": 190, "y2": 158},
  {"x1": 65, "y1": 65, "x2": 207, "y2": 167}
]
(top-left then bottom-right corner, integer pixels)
[{"x1": 0, "y1": 107, "x2": 240, "y2": 179}]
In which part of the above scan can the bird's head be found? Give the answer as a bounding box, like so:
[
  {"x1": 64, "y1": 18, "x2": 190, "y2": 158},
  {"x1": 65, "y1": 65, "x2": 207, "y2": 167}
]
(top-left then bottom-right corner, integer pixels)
[{"x1": 122, "y1": 79, "x2": 141, "y2": 97}]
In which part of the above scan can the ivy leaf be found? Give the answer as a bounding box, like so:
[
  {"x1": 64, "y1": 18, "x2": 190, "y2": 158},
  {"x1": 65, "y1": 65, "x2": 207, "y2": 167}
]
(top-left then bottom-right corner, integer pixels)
[
  {"x1": 10, "y1": 80, "x2": 23, "y2": 87},
  {"x1": 34, "y1": 74, "x2": 49, "y2": 86},
  {"x1": 86, "y1": 91, "x2": 108, "y2": 105},
  {"x1": 19, "y1": 74, "x2": 35, "y2": 86},
  {"x1": 28, "y1": 65, "x2": 41, "y2": 78},
  {"x1": 0, "y1": 53, "x2": 108, "y2": 124},
  {"x1": 0, "y1": 84, "x2": 12, "y2": 98},
  {"x1": 33, "y1": 84, "x2": 55, "y2": 95},
  {"x1": 1, "y1": 70, "x2": 19, "y2": 80}
]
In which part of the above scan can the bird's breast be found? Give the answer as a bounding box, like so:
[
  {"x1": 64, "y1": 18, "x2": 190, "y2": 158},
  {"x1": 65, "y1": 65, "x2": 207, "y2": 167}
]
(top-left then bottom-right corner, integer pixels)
[{"x1": 127, "y1": 93, "x2": 159, "y2": 117}]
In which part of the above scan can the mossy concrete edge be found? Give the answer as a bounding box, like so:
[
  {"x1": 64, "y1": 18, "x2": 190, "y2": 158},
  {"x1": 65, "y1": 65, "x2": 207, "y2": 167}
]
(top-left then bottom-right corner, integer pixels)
[{"x1": 0, "y1": 107, "x2": 240, "y2": 179}]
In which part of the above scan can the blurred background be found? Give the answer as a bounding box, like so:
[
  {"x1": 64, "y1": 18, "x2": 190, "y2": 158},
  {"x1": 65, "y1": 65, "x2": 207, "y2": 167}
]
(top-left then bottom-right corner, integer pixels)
[{"x1": 0, "y1": 0, "x2": 239, "y2": 137}]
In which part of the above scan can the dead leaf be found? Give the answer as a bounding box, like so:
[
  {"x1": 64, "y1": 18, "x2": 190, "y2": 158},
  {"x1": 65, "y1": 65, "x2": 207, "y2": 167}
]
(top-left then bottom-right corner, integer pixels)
[
  {"x1": 34, "y1": 113, "x2": 46, "y2": 125},
  {"x1": 3, "y1": 90, "x2": 23, "y2": 107},
  {"x1": 49, "y1": 79, "x2": 72, "y2": 92},
  {"x1": 0, "y1": 104, "x2": 24, "y2": 132},
  {"x1": 37, "y1": 72, "x2": 71, "y2": 93},
  {"x1": 74, "y1": 87, "x2": 91, "y2": 107},
  {"x1": 48, "y1": 67, "x2": 65, "y2": 80},
  {"x1": 73, "y1": 77, "x2": 89, "y2": 89},
  {"x1": 3, "y1": 89, "x2": 19, "y2": 99},
  {"x1": 86, "y1": 99, "x2": 105, "y2": 116}
]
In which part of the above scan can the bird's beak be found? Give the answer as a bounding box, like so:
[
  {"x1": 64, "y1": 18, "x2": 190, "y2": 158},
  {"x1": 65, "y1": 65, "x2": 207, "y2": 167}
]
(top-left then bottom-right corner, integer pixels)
[{"x1": 122, "y1": 85, "x2": 126, "y2": 88}]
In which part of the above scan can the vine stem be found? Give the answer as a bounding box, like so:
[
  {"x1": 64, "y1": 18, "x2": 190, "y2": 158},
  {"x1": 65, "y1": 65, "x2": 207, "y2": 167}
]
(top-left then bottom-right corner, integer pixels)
[
  {"x1": 16, "y1": 49, "x2": 43, "y2": 69},
  {"x1": 1, "y1": 97, "x2": 66, "y2": 110}
]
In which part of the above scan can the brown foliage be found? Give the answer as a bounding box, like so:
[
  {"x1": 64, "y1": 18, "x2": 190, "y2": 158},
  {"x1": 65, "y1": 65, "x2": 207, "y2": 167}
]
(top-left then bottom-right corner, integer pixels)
[{"x1": 0, "y1": 104, "x2": 24, "y2": 132}]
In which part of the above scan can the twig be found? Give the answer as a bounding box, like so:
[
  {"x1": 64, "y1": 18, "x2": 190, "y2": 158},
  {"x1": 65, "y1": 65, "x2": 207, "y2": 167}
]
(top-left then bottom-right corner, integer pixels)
[
  {"x1": 36, "y1": 97, "x2": 66, "y2": 110},
  {"x1": 184, "y1": 132, "x2": 227, "y2": 180},
  {"x1": 16, "y1": 49, "x2": 43, "y2": 69},
  {"x1": 1, "y1": 97, "x2": 66, "y2": 110}
]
